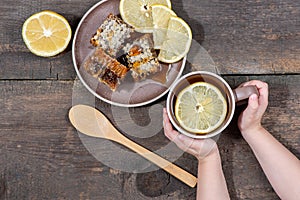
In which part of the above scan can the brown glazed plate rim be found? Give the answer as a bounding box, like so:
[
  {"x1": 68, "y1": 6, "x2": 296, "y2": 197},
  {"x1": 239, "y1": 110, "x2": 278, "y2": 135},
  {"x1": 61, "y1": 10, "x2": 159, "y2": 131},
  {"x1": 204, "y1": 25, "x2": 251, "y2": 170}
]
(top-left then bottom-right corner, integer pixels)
[{"x1": 72, "y1": 0, "x2": 186, "y2": 107}]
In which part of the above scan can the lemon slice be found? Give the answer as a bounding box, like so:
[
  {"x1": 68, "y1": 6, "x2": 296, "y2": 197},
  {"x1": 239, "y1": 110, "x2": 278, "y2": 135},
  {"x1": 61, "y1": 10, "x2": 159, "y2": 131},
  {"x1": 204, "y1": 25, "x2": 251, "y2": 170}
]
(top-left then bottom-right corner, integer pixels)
[
  {"x1": 158, "y1": 16, "x2": 192, "y2": 63},
  {"x1": 152, "y1": 5, "x2": 176, "y2": 49},
  {"x1": 22, "y1": 10, "x2": 72, "y2": 57},
  {"x1": 175, "y1": 82, "x2": 227, "y2": 134},
  {"x1": 119, "y1": 0, "x2": 171, "y2": 33}
]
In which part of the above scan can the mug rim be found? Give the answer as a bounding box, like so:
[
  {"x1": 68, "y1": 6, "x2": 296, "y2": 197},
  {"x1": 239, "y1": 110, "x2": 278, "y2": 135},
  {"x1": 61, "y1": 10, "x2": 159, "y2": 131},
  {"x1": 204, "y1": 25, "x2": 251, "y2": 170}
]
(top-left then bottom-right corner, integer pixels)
[{"x1": 166, "y1": 71, "x2": 236, "y2": 139}]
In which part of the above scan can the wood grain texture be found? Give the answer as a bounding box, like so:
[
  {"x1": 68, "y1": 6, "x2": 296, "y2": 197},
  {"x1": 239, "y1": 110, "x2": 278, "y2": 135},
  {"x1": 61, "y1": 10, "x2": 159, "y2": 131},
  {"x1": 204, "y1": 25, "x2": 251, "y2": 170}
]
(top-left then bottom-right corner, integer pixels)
[
  {"x1": 0, "y1": 0, "x2": 299, "y2": 199},
  {"x1": 173, "y1": 0, "x2": 300, "y2": 74},
  {"x1": 0, "y1": 75, "x2": 299, "y2": 199},
  {"x1": 0, "y1": 0, "x2": 299, "y2": 80}
]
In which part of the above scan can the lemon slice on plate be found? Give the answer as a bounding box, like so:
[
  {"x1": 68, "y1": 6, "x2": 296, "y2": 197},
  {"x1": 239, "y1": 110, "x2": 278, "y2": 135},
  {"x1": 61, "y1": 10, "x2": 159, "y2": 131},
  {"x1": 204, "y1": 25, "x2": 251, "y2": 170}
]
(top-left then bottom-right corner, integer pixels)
[
  {"x1": 175, "y1": 82, "x2": 227, "y2": 134},
  {"x1": 152, "y1": 4, "x2": 177, "y2": 49},
  {"x1": 22, "y1": 10, "x2": 71, "y2": 57},
  {"x1": 119, "y1": 0, "x2": 171, "y2": 33},
  {"x1": 158, "y1": 16, "x2": 192, "y2": 63}
]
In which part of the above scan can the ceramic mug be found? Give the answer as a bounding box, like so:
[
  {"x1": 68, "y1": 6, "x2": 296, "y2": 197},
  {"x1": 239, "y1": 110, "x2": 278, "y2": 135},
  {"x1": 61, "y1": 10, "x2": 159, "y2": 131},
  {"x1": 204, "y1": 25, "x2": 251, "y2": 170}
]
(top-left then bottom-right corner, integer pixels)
[{"x1": 166, "y1": 71, "x2": 259, "y2": 139}]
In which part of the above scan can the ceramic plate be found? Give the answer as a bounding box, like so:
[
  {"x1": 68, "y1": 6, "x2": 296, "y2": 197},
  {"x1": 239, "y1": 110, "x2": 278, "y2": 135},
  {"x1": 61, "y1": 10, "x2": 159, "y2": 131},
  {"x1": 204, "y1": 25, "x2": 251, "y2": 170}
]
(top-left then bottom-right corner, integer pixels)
[{"x1": 72, "y1": 0, "x2": 185, "y2": 107}]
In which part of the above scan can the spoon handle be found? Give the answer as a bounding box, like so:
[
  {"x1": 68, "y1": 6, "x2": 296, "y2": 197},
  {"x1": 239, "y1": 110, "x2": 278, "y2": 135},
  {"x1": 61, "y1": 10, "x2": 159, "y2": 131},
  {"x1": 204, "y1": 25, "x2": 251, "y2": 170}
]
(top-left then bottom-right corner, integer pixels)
[{"x1": 113, "y1": 134, "x2": 197, "y2": 188}]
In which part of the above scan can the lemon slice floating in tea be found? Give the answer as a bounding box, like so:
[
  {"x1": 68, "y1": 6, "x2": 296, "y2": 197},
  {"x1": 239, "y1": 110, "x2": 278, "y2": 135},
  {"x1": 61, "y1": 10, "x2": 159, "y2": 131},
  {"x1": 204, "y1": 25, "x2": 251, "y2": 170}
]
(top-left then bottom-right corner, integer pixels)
[
  {"x1": 158, "y1": 16, "x2": 192, "y2": 63},
  {"x1": 119, "y1": 0, "x2": 171, "y2": 33},
  {"x1": 175, "y1": 82, "x2": 227, "y2": 134},
  {"x1": 22, "y1": 10, "x2": 72, "y2": 57},
  {"x1": 152, "y1": 4, "x2": 176, "y2": 49}
]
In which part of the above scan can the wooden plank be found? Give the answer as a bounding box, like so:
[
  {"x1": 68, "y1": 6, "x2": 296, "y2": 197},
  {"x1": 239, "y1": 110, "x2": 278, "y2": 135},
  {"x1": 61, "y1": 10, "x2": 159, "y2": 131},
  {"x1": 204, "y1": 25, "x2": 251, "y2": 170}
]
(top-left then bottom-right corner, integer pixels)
[
  {"x1": 0, "y1": 0, "x2": 300, "y2": 80},
  {"x1": 0, "y1": 75, "x2": 299, "y2": 199},
  {"x1": 0, "y1": 52, "x2": 75, "y2": 80},
  {"x1": 174, "y1": 0, "x2": 300, "y2": 74}
]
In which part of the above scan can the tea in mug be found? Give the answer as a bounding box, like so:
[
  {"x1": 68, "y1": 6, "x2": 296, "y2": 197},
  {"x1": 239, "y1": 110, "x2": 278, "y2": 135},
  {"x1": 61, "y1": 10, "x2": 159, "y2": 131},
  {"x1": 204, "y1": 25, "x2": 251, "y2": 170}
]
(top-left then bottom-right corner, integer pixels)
[{"x1": 174, "y1": 82, "x2": 227, "y2": 134}]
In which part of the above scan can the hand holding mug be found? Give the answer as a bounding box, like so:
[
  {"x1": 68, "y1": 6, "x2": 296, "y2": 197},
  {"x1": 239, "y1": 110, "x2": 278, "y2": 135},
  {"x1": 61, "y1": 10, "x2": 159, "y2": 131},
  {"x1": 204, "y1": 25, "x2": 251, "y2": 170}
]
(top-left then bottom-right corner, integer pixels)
[
  {"x1": 163, "y1": 108, "x2": 218, "y2": 161},
  {"x1": 238, "y1": 80, "x2": 269, "y2": 136}
]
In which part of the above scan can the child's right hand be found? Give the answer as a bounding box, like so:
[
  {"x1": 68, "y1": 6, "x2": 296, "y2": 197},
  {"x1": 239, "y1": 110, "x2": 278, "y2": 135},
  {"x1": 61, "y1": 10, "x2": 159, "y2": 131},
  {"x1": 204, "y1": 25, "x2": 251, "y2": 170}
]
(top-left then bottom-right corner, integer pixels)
[
  {"x1": 163, "y1": 108, "x2": 218, "y2": 161},
  {"x1": 238, "y1": 80, "x2": 269, "y2": 137}
]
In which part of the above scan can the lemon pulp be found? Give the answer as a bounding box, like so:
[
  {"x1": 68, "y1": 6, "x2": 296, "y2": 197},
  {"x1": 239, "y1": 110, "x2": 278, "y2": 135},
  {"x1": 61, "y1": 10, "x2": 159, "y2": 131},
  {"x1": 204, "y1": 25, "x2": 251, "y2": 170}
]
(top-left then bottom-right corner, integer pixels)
[
  {"x1": 157, "y1": 16, "x2": 192, "y2": 63},
  {"x1": 119, "y1": 0, "x2": 172, "y2": 33},
  {"x1": 175, "y1": 82, "x2": 227, "y2": 134},
  {"x1": 22, "y1": 10, "x2": 71, "y2": 57},
  {"x1": 151, "y1": 4, "x2": 176, "y2": 49}
]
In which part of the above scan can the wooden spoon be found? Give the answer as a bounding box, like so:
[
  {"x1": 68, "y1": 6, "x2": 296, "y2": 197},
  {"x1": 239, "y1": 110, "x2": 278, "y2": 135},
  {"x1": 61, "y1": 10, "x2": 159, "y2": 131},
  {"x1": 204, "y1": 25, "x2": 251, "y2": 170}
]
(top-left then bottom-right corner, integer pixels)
[{"x1": 69, "y1": 104, "x2": 197, "y2": 188}]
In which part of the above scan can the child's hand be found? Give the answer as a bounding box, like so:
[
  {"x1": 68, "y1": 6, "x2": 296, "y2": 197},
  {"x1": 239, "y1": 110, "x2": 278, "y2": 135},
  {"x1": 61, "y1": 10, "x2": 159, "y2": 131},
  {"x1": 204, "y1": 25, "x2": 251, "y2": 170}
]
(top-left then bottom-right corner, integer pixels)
[
  {"x1": 163, "y1": 108, "x2": 218, "y2": 161},
  {"x1": 238, "y1": 80, "x2": 269, "y2": 136}
]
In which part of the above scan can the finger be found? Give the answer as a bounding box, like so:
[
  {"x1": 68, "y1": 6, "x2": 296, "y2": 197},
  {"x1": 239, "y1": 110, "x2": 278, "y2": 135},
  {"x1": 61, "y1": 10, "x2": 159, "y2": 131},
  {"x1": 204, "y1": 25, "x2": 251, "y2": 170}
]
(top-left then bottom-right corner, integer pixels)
[
  {"x1": 238, "y1": 80, "x2": 261, "y2": 87},
  {"x1": 174, "y1": 134, "x2": 196, "y2": 153},
  {"x1": 187, "y1": 138, "x2": 215, "y2": 152},
  {"x1": 177, "y1": 136, "x2": 217, "y2": 158},
  {"x1": 178, "y1": 134, "x2": 204, "y2": 155},
  {"x1": 258, "y1": 82, "x2": 268, "y2": 108},
  {"x1": 245, "y1": 94, "x2": 259, "y2": 115},
  {"x1": 240, "y1": 80, "x2": 269, "y2": 109},
  {"x1": 248, "y1": 81, "x2": 268, "y2": 112},
  {"x1": 163, "y1": 108, "x2": 180, "y2": 141},
  {"x1": 242, "y1": 80, "x2": 264, "y2": 89},
  {"x1": 162, "y1": 116, "x2": 194, "y2": 153}
]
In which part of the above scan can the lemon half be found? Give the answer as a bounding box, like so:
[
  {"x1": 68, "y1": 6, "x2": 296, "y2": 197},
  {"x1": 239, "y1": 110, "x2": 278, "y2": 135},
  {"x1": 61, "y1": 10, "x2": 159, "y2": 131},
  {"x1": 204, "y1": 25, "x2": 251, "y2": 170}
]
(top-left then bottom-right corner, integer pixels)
[{"x1": 22, "y1": 10, "x2": 71, "y2": 57}]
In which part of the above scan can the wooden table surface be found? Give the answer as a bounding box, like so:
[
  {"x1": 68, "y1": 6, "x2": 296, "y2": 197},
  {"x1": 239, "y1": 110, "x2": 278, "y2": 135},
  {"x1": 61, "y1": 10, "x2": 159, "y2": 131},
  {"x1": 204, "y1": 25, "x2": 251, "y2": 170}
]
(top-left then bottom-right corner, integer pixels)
[{"x1": 0, "y1": 0, "x2": 299, "y2": 199}]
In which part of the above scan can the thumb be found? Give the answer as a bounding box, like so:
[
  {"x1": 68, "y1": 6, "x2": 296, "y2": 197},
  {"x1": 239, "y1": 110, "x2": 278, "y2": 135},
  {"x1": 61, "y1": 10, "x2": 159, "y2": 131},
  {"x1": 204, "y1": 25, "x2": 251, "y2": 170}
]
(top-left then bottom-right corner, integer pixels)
[{"x1": 245, "y1": 94, "x2": 259, "y2": 115}]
